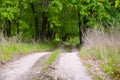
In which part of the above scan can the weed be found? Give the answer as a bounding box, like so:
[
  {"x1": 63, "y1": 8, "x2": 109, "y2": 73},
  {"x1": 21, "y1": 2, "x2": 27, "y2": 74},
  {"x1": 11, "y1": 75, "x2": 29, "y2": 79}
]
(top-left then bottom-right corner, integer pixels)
[
  {"x1": 94, "y1": 74, "x2": 103, "y2": 80},
  {"x1": 46, "y1": 50, "x2": 60, "y2": 65},
  {"x1": 80, "y1": 28, "x2": 120, "y2": 78}
]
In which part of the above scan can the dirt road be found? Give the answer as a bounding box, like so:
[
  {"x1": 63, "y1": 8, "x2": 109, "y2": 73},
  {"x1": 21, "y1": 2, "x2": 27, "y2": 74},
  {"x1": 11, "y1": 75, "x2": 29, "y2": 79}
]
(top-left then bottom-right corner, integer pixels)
[
  {"x1": 41, "y1": 47, "x2": 92, "y2": 80},
  {"x1": 0, "y1": 52, "x2": 51, "y2": 80},
  {"x1": 0, "y1": 46, "x2": 92, "y2": 80}
]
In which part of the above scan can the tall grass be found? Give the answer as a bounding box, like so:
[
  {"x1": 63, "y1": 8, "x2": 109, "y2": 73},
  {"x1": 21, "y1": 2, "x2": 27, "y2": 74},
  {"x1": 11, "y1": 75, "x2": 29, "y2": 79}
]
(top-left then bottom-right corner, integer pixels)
[
  {"x1": 0, "y1": 38, "x2": 61, "y2": 62},
  {"x1": 80, "y1": 28, "x2": 120, "y2": 78}
]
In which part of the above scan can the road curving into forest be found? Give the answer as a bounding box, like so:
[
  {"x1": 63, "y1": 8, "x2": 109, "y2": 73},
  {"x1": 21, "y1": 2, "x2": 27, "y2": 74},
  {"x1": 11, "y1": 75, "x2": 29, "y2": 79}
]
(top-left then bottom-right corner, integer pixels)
[{"x1": 0, "y1": 45, "x2": 92, "y2": 80}]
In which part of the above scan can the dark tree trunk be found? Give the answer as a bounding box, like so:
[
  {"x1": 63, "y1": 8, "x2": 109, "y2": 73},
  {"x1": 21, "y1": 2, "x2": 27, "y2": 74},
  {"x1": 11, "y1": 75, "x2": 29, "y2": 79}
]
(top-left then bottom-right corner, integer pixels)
[
  {"x1": 34, "y1": 17, "x2": 39, "y2": 41},
  {"x1": 16, "y1": 20, "x2": 20, "y2": 34},
  {"x1": 83, "y1": 16, "x2": 89, "y2": 35},
  {"x1": 78, "y1": 12, "x2": 83, "y2": 45},
  {"x1": 46, "y1": 22, "x2": 55, "y2": 41},
  {"x1": 41, "y1": 12, "x2": 48, "y2": 42},
  {"x1": 6, "y1": 20, "x2": 11, "y2": 37},
  {"x1": 17, "y1": 1, "x2": 20, "y2": 35},
  {"x1": 30, "y1": 3, "x2": 39, "y2": 41},
  {"x1": 46, "y1": 22, "x2": 51, "y2": 40},
  {"x1": 41, "y1": 0, "x2": 51, "y2": 42},
  {"x1": 17, "y1": 0, "x2": 22, "y2": 35}
]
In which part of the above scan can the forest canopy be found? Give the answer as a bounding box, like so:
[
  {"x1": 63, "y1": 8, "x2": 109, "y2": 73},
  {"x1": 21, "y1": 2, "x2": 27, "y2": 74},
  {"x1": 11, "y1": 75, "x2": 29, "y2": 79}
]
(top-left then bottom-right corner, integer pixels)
[{"x1": 0, "y1": 0, "x2": 120, "y2": 44}]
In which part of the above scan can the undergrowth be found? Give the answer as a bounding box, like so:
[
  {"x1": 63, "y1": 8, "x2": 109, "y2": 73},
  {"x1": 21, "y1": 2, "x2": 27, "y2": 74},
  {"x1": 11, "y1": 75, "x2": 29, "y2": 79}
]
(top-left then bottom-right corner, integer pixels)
[
  {"x1": 0, "y1": 40, "x2": 60, "y2": 62},
  {"x1": 80, "y1": 28, "x2": 120, "y2": 79}
]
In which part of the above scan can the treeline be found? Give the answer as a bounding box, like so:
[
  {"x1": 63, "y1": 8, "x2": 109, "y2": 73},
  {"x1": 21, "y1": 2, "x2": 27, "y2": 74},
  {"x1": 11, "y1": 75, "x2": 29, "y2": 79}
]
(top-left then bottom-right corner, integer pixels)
[{"x1": 0, "y1": 0, "x2": 120, "y2": 44}]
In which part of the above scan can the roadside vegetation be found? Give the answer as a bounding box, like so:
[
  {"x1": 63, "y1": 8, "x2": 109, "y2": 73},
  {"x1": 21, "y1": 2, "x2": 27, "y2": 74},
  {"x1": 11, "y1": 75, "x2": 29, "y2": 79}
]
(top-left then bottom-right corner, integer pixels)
[
  {"x1": 80, "y1": 27, "x2": 120, "y2": 79},
  {"x1": 0, "y1": 39, "x2": 61, "y2": 62},
  {"x1": 41, "y1": 50, "x2": 60, "y2": 76},
  {"x1": 47, "y1": 50, "x2": 60, "y2": 65}
]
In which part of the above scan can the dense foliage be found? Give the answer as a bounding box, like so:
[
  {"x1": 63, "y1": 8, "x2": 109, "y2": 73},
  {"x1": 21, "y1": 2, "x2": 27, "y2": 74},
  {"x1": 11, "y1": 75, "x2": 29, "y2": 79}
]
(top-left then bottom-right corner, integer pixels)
[
  {"x1": 115, "y1": 0, "x2": 120, "y2": 8},
  {"x1": 0, "y1": 0, "x2": 120, "y2": 44}
]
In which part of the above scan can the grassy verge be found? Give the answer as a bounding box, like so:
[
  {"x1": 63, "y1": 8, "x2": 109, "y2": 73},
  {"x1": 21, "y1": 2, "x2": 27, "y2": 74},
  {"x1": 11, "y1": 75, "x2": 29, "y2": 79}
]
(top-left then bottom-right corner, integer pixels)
[
  {"x1": 46, "y1": 50, "x2": 60, "y2": 65},
  {"x1": 42, "y1": 50, "x2": 60, "y2": 74},
  {"x1": 80, "y1": 47, "x2": 120, "y2": 79},
  {"x1": 0, "y1": 41, "x2": 60, "y2": 62},
  {"x1": 80, "y1": 28, "x2": 120, "y2": 79}
]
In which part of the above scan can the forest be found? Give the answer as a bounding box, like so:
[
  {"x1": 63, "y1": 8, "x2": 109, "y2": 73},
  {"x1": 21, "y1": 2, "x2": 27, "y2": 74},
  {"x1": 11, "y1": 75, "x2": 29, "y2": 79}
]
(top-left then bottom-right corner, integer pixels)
[
  {"x1": 0, "y1": 0, "x2": 119, "y2": 43},
  {"x1": 0, "y1": 0, "x2": 120, "y2": 80}
]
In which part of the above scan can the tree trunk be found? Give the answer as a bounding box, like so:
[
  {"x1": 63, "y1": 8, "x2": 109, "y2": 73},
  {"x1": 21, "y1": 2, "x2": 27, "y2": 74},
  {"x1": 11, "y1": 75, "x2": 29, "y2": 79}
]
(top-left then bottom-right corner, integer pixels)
[
  {"x1": 41, "y1": 0, "x2": 50, "y2": 42},
  {"x1": 34, "y1": 17, "x2": 39, "y2": 41},
  {"x1": 16, "y1": 20, "x2": 20, "y2": 35},
  {"x1": 30, "y1": 3, "x2": 39, "y2": 41},
  {"x1": 6, "y1": 20, "x2": 11, "y2": 37},
  {"x1": 17, "y1": 0, "x2": 22, "y2": 35},
  {"x1": 83, "y1": 16, "x2": 89, "y2": 35},
  {"x1": 78, "y1": 11, "x2": 83, "y2": 45},
  {"x1": 41, "y1": 12, "x2": 47, "y2": 42}
]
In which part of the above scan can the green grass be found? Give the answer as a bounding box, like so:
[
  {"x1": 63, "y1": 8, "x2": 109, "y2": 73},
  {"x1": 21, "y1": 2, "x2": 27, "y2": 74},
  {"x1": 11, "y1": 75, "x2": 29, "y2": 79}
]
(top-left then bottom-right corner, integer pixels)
[
  {"x1": 94, "y1": 74, "x2": 103, "y2": 80},
  {"x1": 0, "y1": 41, "x2": 60, "y2": 62},
  {"x1": 80, "y1": 47, "x2": 120, "y2": 79},
  {"x1": 41, "y1": 50, "x2": 60, "y2": 76},
  {"x1": 46, "y1": 50, "x2": 60, "y2": 65},
  {"x1": 69, "y1": 37, "x2": 79, "y2": 45}
]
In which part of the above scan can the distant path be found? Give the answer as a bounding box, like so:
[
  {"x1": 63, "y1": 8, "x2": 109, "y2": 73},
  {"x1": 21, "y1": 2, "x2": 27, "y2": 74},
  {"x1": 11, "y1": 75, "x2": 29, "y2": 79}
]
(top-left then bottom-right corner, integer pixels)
[
  {"x1": 41, "y1": 46, "x2": 92, "y2": 80},
  {"x1": 0, "y1": 52, "x2": 51, "y2": 80}
]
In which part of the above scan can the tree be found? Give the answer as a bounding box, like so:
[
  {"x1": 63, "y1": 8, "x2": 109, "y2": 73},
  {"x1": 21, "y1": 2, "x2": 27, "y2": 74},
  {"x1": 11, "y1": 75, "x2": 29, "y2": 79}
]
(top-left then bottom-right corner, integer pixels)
[
  {"x1": 30, "y1": 2, "x2": 39, "y2": 41},
  {"x1": 40, "y1": 0, "x2": 50, "y2": 42},
  {"x1": 0, "y1": 0, "x2": 119, "y2": 44},
  {"x1": 65, "y1": 0, "x2": 110, "y2": 44},
  {"x1": 115, "y1": 0, "x2": 120, "y2": 8},
  {"x1": 0, "y1": 0, "x2": 19, "y2": 37},
  {"x1": 47, "y1": 0, "x2": 62, "y2": 41}
]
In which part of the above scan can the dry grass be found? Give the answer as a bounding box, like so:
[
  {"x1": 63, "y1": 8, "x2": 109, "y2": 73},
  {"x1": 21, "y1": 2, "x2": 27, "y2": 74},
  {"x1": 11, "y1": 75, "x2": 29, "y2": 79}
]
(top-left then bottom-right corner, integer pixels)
[
  {"x1": 0, "y1": 37, "x2": 60, "y2": 62},
  {"x1": 80, "y1": 28, "x2": 120, "y2": 79},
  {"x1": 83, "y1": 28, "x2": 120, "y2": 48}
]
